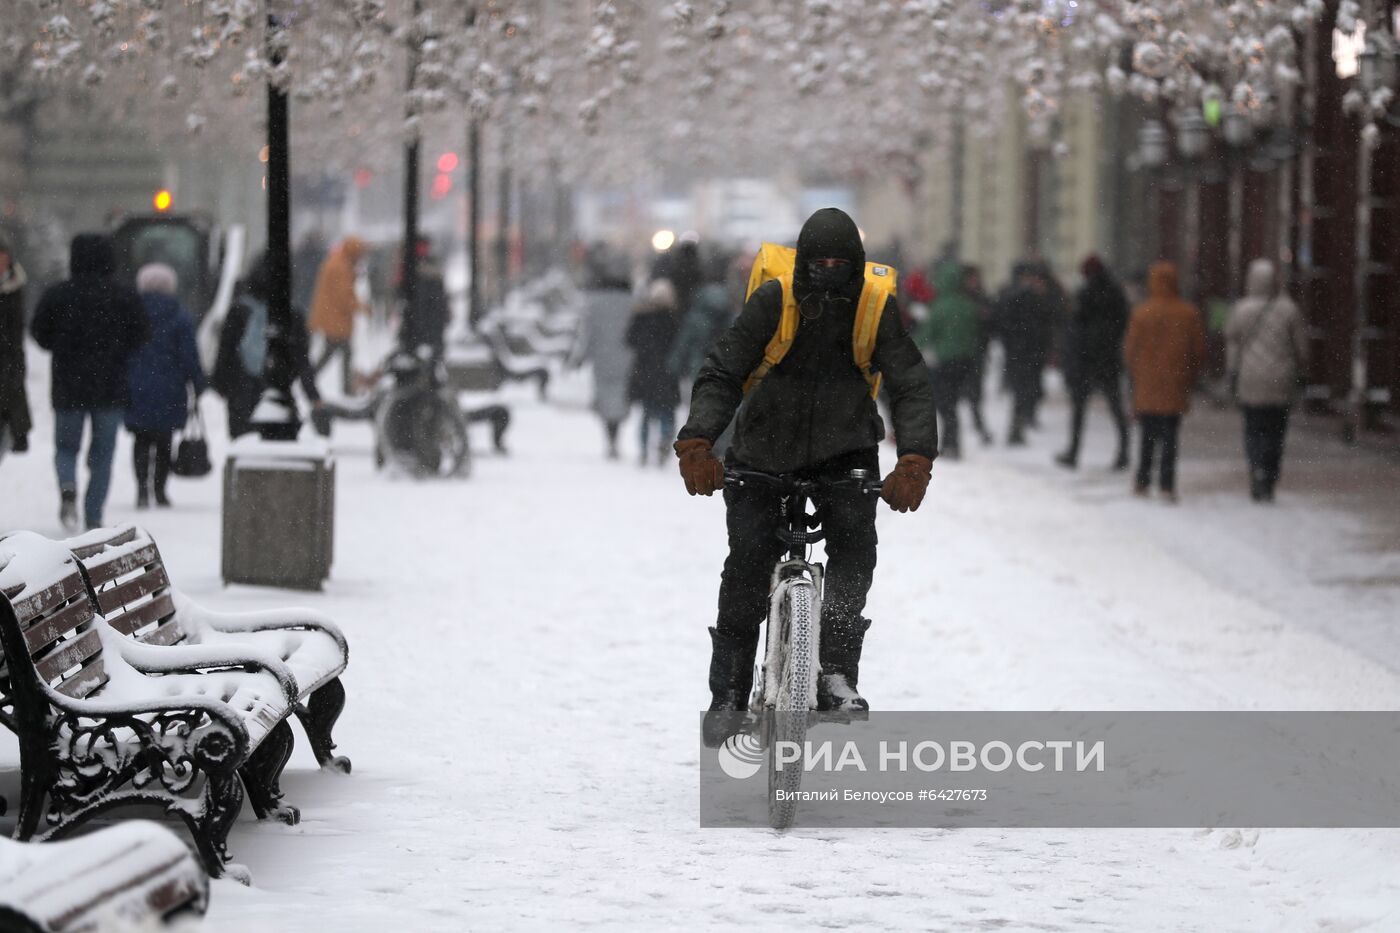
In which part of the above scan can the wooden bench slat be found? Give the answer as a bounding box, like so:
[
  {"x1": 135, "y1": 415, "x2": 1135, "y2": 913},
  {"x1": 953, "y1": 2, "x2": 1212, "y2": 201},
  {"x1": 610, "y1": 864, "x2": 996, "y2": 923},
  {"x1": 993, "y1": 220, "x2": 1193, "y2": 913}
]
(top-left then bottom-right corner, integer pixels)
[
  {"x1": 23, "y1": 597, "x2": 94, "y2": 654},
  {"x1": 108, "y1": 592, "x2": 178, "y2": 639},
  {"x1": 68, "y1": 525, "x2": 139, "y2": 561},
  {"x1": 35, "y1": 628, "x2": 102, "y2": 685},
  {"x1": 95, "y1": 566, "x2": 170, "y2": 615},
  {"x1": 84, "y1": 542, "x2": 159, "y2": 588},
  {"x1": 55, "y1": 656, "x2": 108, "y2": 699},
  {"x1": 140, "y1": 615, "x2": 184, "y2": 647},
  {"x1": 12, "y1": 573, "x2": 86, "y2": 625}
]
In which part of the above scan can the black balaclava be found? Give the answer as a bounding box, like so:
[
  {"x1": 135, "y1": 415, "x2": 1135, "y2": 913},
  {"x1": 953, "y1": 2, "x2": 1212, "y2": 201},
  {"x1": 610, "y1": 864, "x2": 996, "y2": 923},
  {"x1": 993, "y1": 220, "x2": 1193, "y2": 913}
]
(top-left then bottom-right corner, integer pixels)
[{"x1": 793, "y1": 207, "x2": 865, "y2": 313}]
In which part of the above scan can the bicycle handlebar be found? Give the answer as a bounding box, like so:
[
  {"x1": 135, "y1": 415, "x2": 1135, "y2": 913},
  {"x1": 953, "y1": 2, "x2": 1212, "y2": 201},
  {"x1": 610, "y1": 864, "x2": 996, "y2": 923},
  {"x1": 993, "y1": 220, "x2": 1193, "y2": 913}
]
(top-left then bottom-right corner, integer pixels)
[{"x1": 723, "y1": 467, "x2": 883, "y2": 497}]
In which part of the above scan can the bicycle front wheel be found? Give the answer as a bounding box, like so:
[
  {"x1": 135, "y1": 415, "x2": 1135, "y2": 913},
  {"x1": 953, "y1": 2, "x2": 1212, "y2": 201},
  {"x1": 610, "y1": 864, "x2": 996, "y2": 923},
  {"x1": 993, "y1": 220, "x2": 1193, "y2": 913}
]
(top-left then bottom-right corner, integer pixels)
[{"x1": 768, "y1": 580, "x2": 816, "y2": 830}]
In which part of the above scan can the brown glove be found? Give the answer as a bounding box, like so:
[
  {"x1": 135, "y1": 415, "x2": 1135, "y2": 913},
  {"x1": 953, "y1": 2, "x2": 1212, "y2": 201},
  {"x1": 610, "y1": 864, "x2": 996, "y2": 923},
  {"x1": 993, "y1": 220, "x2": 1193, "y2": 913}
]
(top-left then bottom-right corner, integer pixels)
[
  {"x1": 675, "y1": 438, "x2": 725, "y2": 496},
  {"x1": 881, "y1": 454, "x2": 933, "y2": 513}
]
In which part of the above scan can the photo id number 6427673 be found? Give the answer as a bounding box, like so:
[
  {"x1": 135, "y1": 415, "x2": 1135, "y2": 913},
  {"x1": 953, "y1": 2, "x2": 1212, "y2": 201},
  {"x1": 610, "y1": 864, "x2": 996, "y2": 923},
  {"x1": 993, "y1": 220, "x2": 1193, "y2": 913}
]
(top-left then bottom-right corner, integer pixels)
[{"x1": 918, "y1": 789, "x2": 988, "y2": 802}]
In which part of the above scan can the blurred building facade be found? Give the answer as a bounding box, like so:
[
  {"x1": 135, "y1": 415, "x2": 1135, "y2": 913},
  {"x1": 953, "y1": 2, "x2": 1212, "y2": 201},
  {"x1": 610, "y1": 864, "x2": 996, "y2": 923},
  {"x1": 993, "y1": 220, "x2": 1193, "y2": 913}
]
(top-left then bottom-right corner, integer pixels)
[{"x1": 865, "y1": 0, "x2": 1400, "y2": 436}]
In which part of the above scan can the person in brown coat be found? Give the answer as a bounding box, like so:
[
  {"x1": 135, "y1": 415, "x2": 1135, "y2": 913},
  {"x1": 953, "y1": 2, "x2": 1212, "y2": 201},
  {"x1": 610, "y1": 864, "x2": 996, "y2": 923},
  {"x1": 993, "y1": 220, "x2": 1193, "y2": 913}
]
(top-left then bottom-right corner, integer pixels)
[
  {"x1": 1122, "y1": 261, "x2": 1205, "y2": 501},
  {"x1": 308, "y1": 235, "x2": 368, "y2": 394}
]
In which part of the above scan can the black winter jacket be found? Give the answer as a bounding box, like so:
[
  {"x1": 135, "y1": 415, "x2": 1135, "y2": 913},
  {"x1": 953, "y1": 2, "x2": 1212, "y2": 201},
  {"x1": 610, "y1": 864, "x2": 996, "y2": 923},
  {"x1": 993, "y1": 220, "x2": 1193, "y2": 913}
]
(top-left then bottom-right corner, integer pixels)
[
  {"x1": 31, "y1": 235, "x2": 148, "y2": 410},
  {"x1": 678, "y1": 210, "x2": 936, "y2": 473},
  {"x1": 0, "y1": 263, "x2": 31, "y2": 438},
  {"x1": 1067, "y1": 274, "x2": 1129, "y2": 381}
]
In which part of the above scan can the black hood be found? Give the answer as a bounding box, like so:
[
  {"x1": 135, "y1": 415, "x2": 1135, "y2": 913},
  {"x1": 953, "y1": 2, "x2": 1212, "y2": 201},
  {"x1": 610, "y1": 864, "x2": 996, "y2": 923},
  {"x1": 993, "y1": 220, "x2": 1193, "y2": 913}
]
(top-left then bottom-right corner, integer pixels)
[
  {"x1": 793, "y1": 208, "x2": 865, "y2": 304},
  {"x1": 69, "y1": 233, "x2": 114, "y2": 278}
]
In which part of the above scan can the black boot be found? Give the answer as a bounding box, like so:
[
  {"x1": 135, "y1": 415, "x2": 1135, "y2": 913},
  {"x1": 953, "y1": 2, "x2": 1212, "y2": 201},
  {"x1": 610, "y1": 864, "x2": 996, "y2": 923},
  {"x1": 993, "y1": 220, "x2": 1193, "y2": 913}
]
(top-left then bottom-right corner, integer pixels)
[
  {"x1": 59, "y1": 487, "x2": 79, "y2": 534},
  {"x1": 703, "y1": 626, "x2": 758, "y2": 748},
  {"x1": 818, "y1": 617, "x2": 871, "y2": 713}
]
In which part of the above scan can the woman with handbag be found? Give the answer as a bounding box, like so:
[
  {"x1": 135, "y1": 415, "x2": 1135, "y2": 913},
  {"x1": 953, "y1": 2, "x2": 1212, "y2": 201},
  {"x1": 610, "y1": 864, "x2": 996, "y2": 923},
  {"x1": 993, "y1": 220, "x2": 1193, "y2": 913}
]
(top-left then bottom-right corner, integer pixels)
[
  {"x1": 1225, "y1": 259, "x2": 1310, "y2": 502},
  {"x1": 127, "y1": 263, "x2": 207, "y2": 508}
]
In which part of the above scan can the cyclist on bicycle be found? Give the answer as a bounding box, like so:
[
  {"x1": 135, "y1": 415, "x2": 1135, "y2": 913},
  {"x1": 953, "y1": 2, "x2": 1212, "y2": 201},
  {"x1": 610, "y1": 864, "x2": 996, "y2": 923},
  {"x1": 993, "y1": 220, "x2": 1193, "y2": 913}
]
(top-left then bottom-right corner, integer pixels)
[{"x1": 673, "y1": 207, "x2": 937, "y2": 720}]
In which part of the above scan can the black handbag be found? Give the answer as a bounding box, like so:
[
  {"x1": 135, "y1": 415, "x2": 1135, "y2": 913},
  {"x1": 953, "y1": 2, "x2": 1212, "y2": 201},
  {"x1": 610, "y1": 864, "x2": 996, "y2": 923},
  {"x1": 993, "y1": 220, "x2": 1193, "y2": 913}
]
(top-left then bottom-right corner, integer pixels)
[{"x1": 172, "y1": 400, "x2": 212, "y2": 478}]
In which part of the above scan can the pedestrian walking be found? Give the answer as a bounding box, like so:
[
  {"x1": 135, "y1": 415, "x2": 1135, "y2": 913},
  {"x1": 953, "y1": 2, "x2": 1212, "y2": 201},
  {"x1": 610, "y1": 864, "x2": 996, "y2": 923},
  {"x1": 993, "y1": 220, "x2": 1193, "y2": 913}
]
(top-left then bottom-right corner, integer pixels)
[
  {"x1": 307, "y1": 236, "x2": 368, "y2": 395},
  {"x1": 212, "y1": 253, "x2": 322, "y2": 440},
  {"x1": 31, "y1": 233, "x2": 148, "y2": 531},
  {"x1": 577, "y1": 249, "x2": 635, "y2": 459},
  {"x1": 399, "y1": 237, "x2": 450, "y2": 359},
  {"x1": 916, "y1": 261, "x2": 981, "y2": 460},
  {"x1": 626, "y1": 278, "x2": 681, "y2": 467},
  {"x1": 1225, "y1": 258, "x2": 1309, "y2": 502},
  {"x1": 992, "y1": 262, "x2": 1055, "y2": 445},
  {"x1": 0, "y1": 234, "x2": 32, "y2": 462},
  {"x1": 959, "y1": 264, "x2": 994, "y2": 446},
  {"x1": 1123, "y1": 261, "x2": 1206, "y2": 502},
  {"x1": 667, "y1": 252, "x2": 735, "y2": 384},
  {"x1": 1056, "y1": 255, "x2": 1130, "y2": 470},
  {"x1": 126, "y1": 263, "x2": 207, "y2": 509},
  {"x1": 653, "y1": 235, "x2": 703, "y2": 318}
]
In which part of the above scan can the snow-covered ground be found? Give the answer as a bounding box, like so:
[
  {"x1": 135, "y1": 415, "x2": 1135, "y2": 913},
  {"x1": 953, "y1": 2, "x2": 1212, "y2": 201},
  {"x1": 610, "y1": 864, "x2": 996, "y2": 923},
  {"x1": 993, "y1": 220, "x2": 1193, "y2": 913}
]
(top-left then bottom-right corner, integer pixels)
[{"x1": 3, "y1": 355, "x2": 1400, "y2": 931}]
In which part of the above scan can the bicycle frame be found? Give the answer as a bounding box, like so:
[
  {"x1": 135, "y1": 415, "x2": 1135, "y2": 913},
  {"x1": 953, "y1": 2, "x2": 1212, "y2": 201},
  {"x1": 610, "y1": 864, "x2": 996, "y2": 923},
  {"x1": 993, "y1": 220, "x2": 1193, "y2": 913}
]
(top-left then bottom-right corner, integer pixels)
[{"x1": 725, "y1": 468, "x2": 881, "y2": 713}]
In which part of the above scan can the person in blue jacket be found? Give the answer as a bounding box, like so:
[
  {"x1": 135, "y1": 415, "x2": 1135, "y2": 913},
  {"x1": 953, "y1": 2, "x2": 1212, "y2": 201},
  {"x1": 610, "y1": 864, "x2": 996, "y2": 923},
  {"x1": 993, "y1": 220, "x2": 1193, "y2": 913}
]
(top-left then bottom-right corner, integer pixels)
[{"x1": 127, "y1": 263, "x2": 206, "y2": 508}]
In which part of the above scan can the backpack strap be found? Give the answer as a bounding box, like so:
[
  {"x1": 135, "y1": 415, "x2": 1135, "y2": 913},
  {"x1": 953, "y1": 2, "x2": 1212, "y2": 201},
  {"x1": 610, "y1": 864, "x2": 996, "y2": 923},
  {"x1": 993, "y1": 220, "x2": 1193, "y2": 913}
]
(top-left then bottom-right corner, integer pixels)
[
  {"x1": 742, "y1": 275, "x2": 799, "y2": 394},
  {"x1": 853, "y1": 280, "x2": 889, "y2": 399}
]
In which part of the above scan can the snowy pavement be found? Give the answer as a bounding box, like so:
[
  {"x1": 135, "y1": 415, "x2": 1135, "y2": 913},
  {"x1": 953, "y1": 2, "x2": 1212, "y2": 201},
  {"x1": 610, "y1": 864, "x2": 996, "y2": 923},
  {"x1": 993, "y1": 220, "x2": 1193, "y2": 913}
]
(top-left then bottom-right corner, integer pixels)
[{"x1": 2, "y1": 362, "x2": 1400, "y2": 932}]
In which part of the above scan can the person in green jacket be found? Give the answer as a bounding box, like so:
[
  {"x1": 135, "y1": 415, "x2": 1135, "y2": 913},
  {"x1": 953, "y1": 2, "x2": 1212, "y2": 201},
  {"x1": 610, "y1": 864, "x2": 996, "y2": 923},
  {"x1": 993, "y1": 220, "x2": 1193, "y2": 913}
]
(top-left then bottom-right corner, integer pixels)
[{"x1": 916, "y1": 261, "x2": 983, "y2": 459}]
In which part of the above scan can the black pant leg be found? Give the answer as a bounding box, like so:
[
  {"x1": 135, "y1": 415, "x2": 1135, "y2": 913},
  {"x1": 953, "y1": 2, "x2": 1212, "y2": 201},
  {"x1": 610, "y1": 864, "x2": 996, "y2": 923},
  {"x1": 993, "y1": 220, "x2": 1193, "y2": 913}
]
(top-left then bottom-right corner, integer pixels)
[
  {"x1": 1134, "y1": 416, "x2": 1152, "y2": 488},
  {"x1": 932, "y1": 362, "x2": 963, "y2": 453},
  {"x1": 1253, "y1": 406, "x2": 1289, "y2": 487},
  {"x1": 153, "y1": 431, "x2": 172, "y2": 494},
  {"x1": 716, "y1": 474, "x2": 787, "y2": 640},
  {"x1": 811, "y1": 449, "x2": 880, "y2": 679},
  {"x1": 1065, "y1": 377, "x2": 1090, "y2": 460},
  {"x1": 1242, "y1": 407, "x2": 1263, "y2": 480},
  {"x1": 132, "y1": 431, "x2": 151, "y2": 491},
  {"x1": 1160, "y1": 415, "x2": 1181, "y2": 492},
  {"x1": 1100, "y1": 370, "x2": 1129, "y2": 460}
]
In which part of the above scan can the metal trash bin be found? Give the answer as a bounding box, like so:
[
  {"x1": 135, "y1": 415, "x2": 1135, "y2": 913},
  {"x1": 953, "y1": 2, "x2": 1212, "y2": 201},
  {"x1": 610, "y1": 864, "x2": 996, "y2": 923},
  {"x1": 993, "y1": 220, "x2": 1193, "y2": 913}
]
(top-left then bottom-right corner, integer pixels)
[{"x1": 222, "y1": 435, "x2": 334, "y2": 590}]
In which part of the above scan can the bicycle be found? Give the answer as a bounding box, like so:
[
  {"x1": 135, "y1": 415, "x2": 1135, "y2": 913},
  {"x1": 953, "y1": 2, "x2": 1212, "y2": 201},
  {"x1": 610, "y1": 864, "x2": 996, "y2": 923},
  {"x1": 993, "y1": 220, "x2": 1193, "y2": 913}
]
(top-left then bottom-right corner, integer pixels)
[
  {"x1": 722, "y1": 465, "x2": 882, "y2": 829},
  {"x1": 320, "y1": 347, "x2": 471, "y2": 478}
]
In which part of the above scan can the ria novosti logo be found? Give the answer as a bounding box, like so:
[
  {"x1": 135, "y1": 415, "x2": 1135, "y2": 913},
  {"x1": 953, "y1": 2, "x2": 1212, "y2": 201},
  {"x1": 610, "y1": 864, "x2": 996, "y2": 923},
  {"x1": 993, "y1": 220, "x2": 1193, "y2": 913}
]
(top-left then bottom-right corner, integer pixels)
[{"x1": 716, "y1": 733, "x2": 764, "y2": 780}]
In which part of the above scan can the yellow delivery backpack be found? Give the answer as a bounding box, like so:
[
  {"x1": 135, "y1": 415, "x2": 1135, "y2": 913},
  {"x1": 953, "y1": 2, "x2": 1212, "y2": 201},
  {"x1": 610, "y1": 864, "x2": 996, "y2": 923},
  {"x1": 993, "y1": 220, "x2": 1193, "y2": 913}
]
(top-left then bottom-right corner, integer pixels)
[{"x1": 742, "y1": 242, "x2": 897, "y2": 399}]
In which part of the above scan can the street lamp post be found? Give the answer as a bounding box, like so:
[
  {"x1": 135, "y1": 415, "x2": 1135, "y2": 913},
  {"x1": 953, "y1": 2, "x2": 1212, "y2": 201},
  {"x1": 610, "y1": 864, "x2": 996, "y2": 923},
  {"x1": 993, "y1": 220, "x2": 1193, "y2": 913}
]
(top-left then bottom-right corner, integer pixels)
[
  {"x1": 1137, "y1": 119, "x2": 1169, "y2": 266},
  {"x1": 1223, "y1": 105, "x2": 1253, "y2": 299},
  {"x1": 1346, "y1": 14, "x2": 1400, "y2": 441},
  {"x1": 252, "y1": 9, "x2": 300, "y2": 442},
  {"x1": 1176, "y1": 109, "x2": 1210, "y2": 296},
  {"x1": 467, "y1": 117, "x2": 482, "y2": 332},
  {"x1": 400, "y1": 0, "x2": 424, "y2": 352}
]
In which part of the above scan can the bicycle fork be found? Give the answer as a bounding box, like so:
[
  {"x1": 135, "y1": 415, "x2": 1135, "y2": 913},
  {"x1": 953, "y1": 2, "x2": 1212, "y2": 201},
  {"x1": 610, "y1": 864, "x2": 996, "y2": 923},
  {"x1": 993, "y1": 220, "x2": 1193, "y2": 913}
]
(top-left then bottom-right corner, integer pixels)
[{"x1": 753, "y1": 560, "x2": 824, "y2": 713}]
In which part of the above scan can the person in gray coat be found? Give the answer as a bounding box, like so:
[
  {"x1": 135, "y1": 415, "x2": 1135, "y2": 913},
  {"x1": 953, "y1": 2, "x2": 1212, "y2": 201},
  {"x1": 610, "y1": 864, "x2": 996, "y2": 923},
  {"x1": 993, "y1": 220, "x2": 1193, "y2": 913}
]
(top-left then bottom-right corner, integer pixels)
[
  {"x1": 1225, "y1": 258, "x2": 1309, "y2": 502},
  {"x1": 578, "y1": 250, "x2": 635, "y2": 459}
]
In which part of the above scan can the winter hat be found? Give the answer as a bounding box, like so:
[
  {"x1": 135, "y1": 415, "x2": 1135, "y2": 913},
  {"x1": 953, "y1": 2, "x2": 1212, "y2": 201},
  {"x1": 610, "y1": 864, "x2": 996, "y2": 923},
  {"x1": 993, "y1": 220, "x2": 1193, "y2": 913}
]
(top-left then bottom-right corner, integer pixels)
[
  {"x1": 137, "y1": 262, "x2": 179, "y2": 295},
  {"x1": 646, "y1": 277, "x2": 677, "y2": 311}
]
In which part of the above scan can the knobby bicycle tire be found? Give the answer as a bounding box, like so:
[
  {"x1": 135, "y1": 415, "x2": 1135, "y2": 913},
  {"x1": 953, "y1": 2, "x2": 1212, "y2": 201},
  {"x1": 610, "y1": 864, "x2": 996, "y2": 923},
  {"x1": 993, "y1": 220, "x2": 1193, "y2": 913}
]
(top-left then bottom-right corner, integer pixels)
[{"x1": 768, "y1": 581, "x2": 815, "y2": 829}]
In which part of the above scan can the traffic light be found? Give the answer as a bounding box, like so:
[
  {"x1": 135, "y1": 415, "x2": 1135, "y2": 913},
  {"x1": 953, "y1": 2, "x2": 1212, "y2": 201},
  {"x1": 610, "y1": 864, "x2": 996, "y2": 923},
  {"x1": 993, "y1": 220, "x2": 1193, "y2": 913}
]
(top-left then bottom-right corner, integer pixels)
[{"x1": 153, "y1": 189, "x2": 173, "y2": 212}]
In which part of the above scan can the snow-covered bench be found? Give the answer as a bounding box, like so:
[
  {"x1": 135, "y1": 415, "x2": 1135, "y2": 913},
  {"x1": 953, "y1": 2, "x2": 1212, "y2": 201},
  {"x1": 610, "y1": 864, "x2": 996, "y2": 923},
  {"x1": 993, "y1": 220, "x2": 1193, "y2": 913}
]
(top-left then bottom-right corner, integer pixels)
[
  {"x1": 0, "y1": 532, "x2": 300, "y2": 879},
  {"x1": 480, "y1": 321, "x2": 552, "y2": 399},
  {"x1": 0, "y1": 820, "x2": 208, "y2": 931},
  {"x1": 68, "y1": 525, "x2": 351, "y2": 775}
]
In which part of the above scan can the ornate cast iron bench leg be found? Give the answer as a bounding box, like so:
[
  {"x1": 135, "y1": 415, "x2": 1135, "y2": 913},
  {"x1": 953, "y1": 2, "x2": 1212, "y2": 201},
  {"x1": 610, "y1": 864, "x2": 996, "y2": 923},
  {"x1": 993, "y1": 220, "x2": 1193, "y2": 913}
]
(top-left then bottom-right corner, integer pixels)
[
  {"x1": 239, "y1": 720, "x2": 300, "y2": 825},
  {"x1": 295, "y1": 676, "x2": 351, "y2": 773}
]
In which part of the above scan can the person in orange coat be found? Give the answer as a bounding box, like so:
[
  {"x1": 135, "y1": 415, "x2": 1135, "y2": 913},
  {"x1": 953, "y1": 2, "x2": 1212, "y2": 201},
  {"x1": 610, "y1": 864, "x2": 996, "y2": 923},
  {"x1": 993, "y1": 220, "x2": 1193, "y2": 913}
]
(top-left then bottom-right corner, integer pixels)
[
  {"x1": 308, "y1": 236, "x2": 369, "y2": 394},
  {"x1": 1122, "y1": 261, "x2": 1205, "y2": 501}
]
